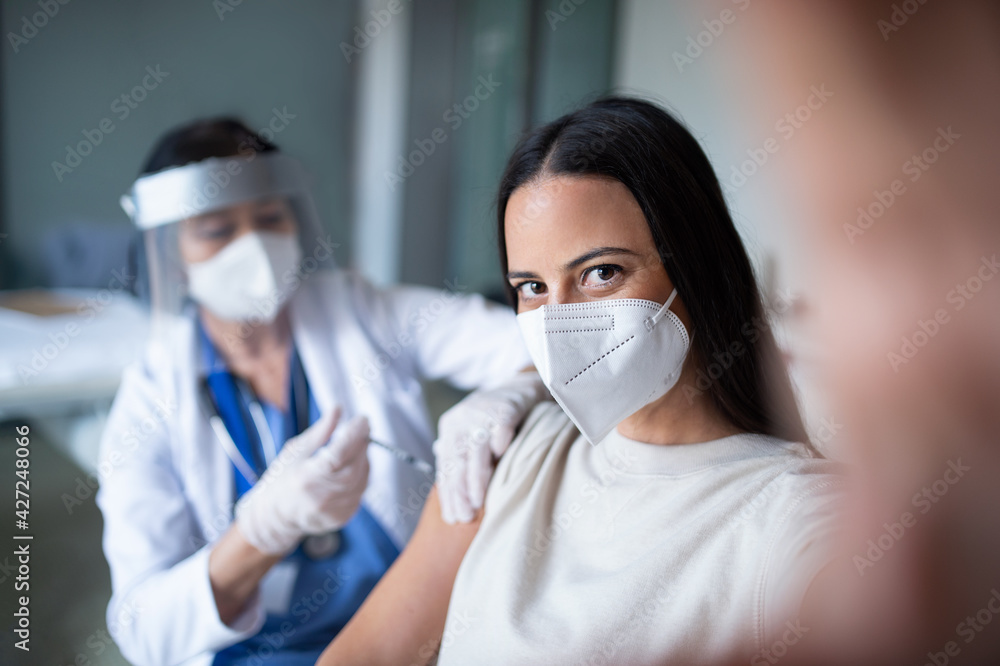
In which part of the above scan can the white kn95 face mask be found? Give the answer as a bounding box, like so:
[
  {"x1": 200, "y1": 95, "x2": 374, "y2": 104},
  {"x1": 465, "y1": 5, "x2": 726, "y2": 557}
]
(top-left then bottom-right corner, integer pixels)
[
  {"x1": 186, "y1": 231, "x2": 302, "y2": 323},
  {"x1": 516, "y1": 290, "x2": 690, "y2": 444}
]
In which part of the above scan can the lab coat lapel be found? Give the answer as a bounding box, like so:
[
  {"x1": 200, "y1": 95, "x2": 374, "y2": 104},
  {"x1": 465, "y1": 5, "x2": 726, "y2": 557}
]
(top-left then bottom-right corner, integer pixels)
[
  {"x1": 289, "y1": 272, "x2": 355, "y2": 418},
  {"x1": 173, "y1": 315, "x2": 236, "y2": 544}
]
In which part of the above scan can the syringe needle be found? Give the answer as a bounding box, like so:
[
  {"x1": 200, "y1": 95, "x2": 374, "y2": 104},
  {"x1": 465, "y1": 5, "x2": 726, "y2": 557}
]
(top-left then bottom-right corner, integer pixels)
[{"x1": 369, "y1": 438, "x2": 435, "y2": 476}]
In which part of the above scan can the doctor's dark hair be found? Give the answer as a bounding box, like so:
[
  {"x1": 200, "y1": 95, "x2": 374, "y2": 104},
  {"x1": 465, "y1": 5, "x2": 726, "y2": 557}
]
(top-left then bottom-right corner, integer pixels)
[
  {"x1": 139, "y1": 117, "x2": 278, "y2": 175},
  {"x1": 496, "y1": 96, "x2": 810, "y2": 445}
]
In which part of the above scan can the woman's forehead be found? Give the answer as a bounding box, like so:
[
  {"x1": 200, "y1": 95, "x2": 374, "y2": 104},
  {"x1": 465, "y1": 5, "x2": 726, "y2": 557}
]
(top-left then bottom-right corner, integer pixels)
[{"x1": 505, "y1": 176, "x2": 654, "y2": 265}]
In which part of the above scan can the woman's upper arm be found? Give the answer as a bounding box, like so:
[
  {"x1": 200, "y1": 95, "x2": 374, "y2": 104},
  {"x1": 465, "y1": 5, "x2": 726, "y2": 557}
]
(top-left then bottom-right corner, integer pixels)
[{"x1": 319, "y1": 485, "x2": 481, "y2": 666}]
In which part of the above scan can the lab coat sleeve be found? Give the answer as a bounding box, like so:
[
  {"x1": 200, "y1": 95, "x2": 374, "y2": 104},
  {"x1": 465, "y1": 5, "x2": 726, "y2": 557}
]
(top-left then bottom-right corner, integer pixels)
[
  {"x1": 373, "y1": 279, "x2": 532, "y2": 391},
  {"x1": 96, "y1": 356, "x2": 265, "y2": 665}
]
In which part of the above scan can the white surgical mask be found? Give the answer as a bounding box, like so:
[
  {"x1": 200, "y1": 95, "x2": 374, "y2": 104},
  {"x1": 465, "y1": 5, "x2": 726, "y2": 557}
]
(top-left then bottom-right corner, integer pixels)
[
  {"x1": 516, "y1": 290, "x2": 690, "y2": 444},
  {"x1": 187, "y1": 231, "x2": 302, "y2": 322}
]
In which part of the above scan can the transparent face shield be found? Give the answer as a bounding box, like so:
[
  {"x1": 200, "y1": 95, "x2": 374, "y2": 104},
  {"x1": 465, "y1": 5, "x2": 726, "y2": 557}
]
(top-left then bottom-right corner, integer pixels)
[{"x1": 120, "y1": 153, "x2": 336, "y2": 336}]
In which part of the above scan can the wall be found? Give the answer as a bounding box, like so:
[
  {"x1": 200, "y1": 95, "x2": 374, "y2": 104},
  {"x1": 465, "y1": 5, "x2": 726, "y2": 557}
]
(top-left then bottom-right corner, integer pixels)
[
  {"x1": 614, "y1": 0, "x2": 813, "y2": 289},
  {"x1": 397, "y1": 0, "x2": 618, "y2": 297},
  {"x1": 1, "y1": 0, "x2": 356, "y2": 288}
]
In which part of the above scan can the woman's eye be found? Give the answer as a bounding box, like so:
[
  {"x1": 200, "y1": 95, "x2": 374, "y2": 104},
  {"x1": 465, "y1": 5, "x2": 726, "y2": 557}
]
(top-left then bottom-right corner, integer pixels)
[
  {"x1": 195, "y1": 223, "x2": 235, "y2": 240},
  {"x1": 582, "y1": 264, "x2": 622, "y2": 287},
  {"x1": 515, "y1": 281, "x2": 546, "y2": 299}
]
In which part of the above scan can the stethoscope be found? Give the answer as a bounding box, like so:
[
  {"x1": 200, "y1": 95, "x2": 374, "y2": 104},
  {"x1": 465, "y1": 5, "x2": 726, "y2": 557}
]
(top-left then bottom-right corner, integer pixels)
[{"x1": 197, "y1": 365, "x2": 344, "y2": 560}]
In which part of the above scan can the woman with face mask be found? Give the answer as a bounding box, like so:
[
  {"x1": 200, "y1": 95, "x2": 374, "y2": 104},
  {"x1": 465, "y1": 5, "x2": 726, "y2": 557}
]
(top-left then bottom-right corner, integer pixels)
[
  {"x1": 320, "y1": 98, "x2": 846, "y2": 665},
  {"x1": 97, "y1": 119, "x2": 546, "y2": 665}
]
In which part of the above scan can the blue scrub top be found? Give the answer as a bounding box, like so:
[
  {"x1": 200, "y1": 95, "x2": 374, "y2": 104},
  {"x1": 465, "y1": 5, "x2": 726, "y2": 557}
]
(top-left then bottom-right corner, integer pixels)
[{"x1": 198, "y1": 322, "x2": 399, "y2": 664}]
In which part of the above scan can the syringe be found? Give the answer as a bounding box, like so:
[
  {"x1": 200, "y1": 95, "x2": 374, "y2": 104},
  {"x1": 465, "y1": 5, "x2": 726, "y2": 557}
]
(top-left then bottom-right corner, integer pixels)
[{"x1": 369, "y1": 438, "x2": 435, "y2": 476}]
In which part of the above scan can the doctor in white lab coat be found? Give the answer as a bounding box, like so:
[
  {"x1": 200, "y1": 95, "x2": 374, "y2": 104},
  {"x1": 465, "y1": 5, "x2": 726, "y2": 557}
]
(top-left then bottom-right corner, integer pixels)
[{"x1": 97, "y1": 118, "x2": 546, "y2": 665}]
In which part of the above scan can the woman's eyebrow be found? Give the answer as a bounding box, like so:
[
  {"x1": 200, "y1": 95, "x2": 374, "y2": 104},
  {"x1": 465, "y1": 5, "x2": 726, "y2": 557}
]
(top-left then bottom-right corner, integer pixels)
[
  {"x1": 506, "y1": 247, "x2": 640, "y2": 282},
  {"x1": 563, "y1": 246, "x2": 639, "y2": 270},
  {"x1": 506, "y1": 270, "x2": 539, "y2": 282}
]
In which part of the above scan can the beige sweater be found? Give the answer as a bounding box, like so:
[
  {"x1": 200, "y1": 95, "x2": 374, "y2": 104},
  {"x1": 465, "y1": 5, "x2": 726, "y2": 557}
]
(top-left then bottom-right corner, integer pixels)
[{"x1": 437, "y1": 402, "x2": 845, "y2": 665}]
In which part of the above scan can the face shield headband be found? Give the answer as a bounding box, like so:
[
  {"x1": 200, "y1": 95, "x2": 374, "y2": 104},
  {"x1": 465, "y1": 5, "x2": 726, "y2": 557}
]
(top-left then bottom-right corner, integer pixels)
[{"x1": 119, "y1": 152, "x2": 310, "y2": 229}]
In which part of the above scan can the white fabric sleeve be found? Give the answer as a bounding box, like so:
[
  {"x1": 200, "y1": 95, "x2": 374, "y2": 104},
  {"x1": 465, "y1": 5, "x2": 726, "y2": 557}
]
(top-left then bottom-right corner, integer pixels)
[
  {"x1": 485, "y1": 403, "x2": 570, "y2": 499},
  {"x1": 374, "y1": 280, "x2": 532, "y2": 390},
  {"x1": 96, "y1": 357, "x2": 264, "y2": 666},
  {"x1": 757, "y1": 469, "x2": 847, "y2": 652}
]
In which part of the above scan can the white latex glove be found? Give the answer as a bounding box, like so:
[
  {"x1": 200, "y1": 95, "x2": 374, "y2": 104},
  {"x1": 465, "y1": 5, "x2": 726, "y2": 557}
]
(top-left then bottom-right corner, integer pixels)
[
  {"x1": 235, "y1": 407, "x2": 370, "y2": 555},
  {"x1": 433, "y1": 371, "x2": 548, "y2": 523}
]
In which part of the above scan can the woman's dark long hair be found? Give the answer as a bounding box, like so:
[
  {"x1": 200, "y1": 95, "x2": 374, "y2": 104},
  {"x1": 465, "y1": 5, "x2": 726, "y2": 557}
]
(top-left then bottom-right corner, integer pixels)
[{"x1": 496, "y1": 96, "x2": 811, "y2": 445}]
